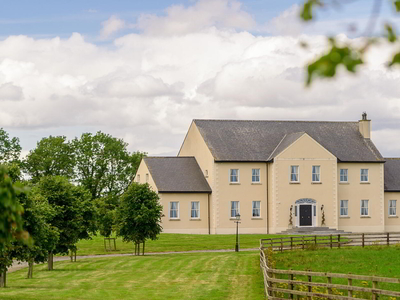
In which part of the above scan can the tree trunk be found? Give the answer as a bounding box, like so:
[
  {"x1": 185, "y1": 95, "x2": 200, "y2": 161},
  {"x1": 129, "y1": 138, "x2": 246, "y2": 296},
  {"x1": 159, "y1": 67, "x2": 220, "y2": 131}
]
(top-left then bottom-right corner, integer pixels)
[
  {"x1": 74, "y1": 250, "x2": 77, "y2": 262},
  {"x1": 70, "y1": 250, "x2": 73, "y2": 262},
  {"x1": 0, "y1": 269, "x2": 6, "y2": 288},
  {"x1": 27, "y1": 259, "x2": 34, "y2": 279},
  {"x1": 48, "y1": 251, "x2": 53, "y2": 270},
  {"x1": 142, "y1": 240, "x2": 145, "y2": 256}
]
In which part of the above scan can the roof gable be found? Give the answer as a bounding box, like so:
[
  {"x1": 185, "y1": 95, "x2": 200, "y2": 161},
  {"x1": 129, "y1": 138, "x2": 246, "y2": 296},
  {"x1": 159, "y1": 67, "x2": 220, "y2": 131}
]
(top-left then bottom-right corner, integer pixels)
[
  {"x1": 144, "y1": 157, "x2": 212, "y2": 193},
  {"x1": 194, "y1": 119, "x2": 383, "y2": 162},
  {"x1": 384, "y1": 158, "x2": 400, "y2": 191}
]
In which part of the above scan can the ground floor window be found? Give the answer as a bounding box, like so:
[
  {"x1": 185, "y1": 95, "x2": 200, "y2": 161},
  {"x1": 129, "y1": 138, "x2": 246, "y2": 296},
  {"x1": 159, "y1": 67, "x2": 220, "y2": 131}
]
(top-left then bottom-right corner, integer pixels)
[
  {"x1": 231, "y1": 201, "x2": 239, "y2": 218},
  {"x1": 252, "y1": 201, "x2": 261, "y2": 217},
  {"x1": 340, "y1": 200, "x2": 348, "y2": 216},
  {"x1": 169, "y1": 202, "x2": 179, "y2": 219},
  {"x1": 191, "y1": 201, "x2": 200, "y2": 219},
  {"x1": 361, "y1": 200, "x2": 369, "y2": 216},
  {"x1": 389, "y1": 200, "x2": 397, "y2": 216}
]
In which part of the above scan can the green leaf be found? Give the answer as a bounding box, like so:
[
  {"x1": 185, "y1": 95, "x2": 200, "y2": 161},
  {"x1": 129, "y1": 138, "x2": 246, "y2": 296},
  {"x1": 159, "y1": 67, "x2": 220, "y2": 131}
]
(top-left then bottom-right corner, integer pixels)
[
  {"x1": 300, "y1": 0, "x2": 323, "y2": 21},
  {"x1": 394, "y1": 0, "x2": 400, "y2": 12},
  {"x1": 389, "y1": 51, "x2": 400, "y2": 67},
  {"x1": 306, "y1": 41, "x2": 363, "y2": 86},
  {"x1": 385, "y1": 24, "x2": 397, "y2": 43}
]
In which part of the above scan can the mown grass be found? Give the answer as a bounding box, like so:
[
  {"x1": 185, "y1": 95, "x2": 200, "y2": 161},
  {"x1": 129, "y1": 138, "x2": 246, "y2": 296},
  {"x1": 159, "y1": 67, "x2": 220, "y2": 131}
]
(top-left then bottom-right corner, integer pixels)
[
  {"x1": 1, "y1": 252, "x2": 264, "y2": 300},
  {"x1": 273, "y1": 245, "x2": 400, "y2": 294},
  {"x1": 75, "y1": 233, "x2": 285, "y2": 255}
]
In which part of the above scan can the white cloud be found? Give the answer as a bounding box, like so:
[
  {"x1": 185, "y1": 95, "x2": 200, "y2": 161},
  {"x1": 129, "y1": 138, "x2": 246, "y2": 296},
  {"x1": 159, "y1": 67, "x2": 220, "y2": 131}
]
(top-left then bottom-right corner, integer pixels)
[
  {"x1": 0, "y1": 82, "x2": 23, "y2": 101},
  {"x1": 0, "y1": 0, "x2": 399, "y2": 158},
  {"x1": 265, "y1": 4, "x2": 304, "y2": 36},
  {"x1": 100, "y1": 15, "x2": 126, "y2": 39}
]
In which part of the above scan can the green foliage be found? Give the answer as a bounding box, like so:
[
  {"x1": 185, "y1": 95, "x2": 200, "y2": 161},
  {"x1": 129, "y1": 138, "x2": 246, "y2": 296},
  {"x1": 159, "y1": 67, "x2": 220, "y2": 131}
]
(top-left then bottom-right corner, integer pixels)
[
  {"x1": 95, "y1": 196, "x2": 117, "y2": 237},
  {"x1": 395, "y1": 0, "x2": 400, "y2": 12},
  {"x1": 389, "y1": 51, "x2": 400, "y2": 66},
  {"x1": 0, "y1": 166, "x2": 26, "y2": 251},
  {"x1": 0, "y1": 129, "x2": 21, "y2": 165},
  {"x1": 23, "y1": 136, "x2": 75, "y2": 183},
  {"x1": 385, "y1": 24, "x2": 397, "y2": 43},
  {"x1": 300, "y1": 0, "x2": 323, "y2": 21},
  {"x1": 115, "y1": 183, "x2": 163, "y2": 248},
  {"x1": 73, "y1": 131, "x2": 146, "y2": 200},
  {"x1": 306, "y1": 39, "x2": 363, "y2": 86},
  {"x1": 35, "y1": 176, "x2": 95, "y2": 256}
]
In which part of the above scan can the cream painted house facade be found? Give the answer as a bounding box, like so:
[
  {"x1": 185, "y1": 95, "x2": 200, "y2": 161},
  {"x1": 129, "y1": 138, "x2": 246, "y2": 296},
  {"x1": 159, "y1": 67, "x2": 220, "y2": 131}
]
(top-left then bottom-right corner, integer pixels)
[{"x1": 136, "y1": 114, "x2": 400, "y2": 234}]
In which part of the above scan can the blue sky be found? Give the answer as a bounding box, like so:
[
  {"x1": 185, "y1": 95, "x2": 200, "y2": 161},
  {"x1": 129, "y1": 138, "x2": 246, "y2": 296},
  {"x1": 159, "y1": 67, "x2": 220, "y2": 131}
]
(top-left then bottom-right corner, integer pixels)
[
  {"x1": 1, "y1": 0, "x2": 398, "y2": 40},
  {"x1": 0, "y1": 0, "x2": 400, "y2": 157}
]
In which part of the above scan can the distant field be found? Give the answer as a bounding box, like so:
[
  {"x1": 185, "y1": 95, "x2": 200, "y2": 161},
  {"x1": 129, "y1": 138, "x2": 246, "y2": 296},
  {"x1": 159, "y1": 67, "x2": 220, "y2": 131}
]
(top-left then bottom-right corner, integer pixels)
[
  {"x1": 1, "y1": 252, "x2": 264, "y2": 300},
  {"x1": 75, "y1": 233, "x2": 285, "y2": 255}
]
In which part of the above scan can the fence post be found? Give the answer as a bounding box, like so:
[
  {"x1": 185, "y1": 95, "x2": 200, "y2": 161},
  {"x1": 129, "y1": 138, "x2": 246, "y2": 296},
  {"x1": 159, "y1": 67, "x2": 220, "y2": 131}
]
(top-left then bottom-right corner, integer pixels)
[
  {"x1": 348, "y1": 274, "x2": 353, "y2": 298},
  {"x1": 314, "y1": 235, "x2": 317, "y2": 247},
  {"x1": 291, "y1": 237, "x2": 293, "y2": 250},
  {"x1": 289, "y1": 269, "x2": 294, "y2": 300},
  {"x1": 327, "y1": 277, "x2": 332, "y2": 295},
  {"x1": 338, "y1": 235, "x2": 341, "y2": 249},
  {"x1": 281, "y1": 238, "x2": 283, "y2": 252},
  {"x1": 387, "y1": 233, "x2": 390, "y2": 246},
  {"x1": 330, "y1": 235, "x2": 332, "y2": 249},
  {"x1": 302, "y1": 236, "x2": 305, "y2": 250},
  {"x1": 307, "y1": 271, "x2": 312, "y2": 300},
  {"x1": 362, "y1": 233, "x2": 365, "y2": 248},
  {"x1": 372, "y1": 280, "x2": 379, "y2": 300}
]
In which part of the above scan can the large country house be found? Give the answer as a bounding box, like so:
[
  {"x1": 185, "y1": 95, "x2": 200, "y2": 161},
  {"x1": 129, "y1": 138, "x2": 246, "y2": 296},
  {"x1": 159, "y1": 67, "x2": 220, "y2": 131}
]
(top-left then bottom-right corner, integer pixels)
[{"x1": 135, "y1": 114, "x2": 400, "y2": 234}]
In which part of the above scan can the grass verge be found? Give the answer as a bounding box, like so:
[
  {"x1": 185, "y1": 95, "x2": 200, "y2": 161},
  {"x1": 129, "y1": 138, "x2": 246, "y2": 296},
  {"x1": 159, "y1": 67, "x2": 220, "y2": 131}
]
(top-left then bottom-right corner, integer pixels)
[{"x1": 1, "y1": 252, "x2": 264, "y2": 300}]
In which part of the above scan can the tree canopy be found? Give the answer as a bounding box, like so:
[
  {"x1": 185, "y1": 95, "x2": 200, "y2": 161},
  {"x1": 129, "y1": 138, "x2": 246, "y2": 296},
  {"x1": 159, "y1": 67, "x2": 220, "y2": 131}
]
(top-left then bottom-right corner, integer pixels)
[{"x1": 0, "y1": 129, "x2": 21, "y2": 164}]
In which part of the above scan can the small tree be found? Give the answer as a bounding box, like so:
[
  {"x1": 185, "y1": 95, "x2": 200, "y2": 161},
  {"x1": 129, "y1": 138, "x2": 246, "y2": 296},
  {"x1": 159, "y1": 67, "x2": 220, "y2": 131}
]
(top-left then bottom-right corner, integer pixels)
[
  {"x1": 115, "y1": 183, "x2": 163, "y2": 255},
  {"x1": 95, "y1": 195, "x2": 117, "y2": 238}
]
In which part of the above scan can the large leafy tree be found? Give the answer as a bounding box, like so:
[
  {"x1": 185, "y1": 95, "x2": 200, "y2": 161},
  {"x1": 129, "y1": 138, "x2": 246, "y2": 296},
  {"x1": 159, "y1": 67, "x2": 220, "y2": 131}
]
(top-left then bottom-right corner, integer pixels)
[
  {"x1": 73, "y1": 132, "x2": 146, "y2": 200},
  {"x1": 0, "y1": 166, "x2": 26, "y2": 287},
  {"x1": 300, "y1": 0, "x2": 400, "y2": 85},
  {"x1": 35, "y1": 176, "x2": 95, "y2": 270},
  {"x1": 0, "y1": 128, "x2": 21, "y2": 164},
  {"x1": 23, "y1": 136, "x2": 75, "y2": 183},
  {"x1": 114, "y1": 183, "x2": 163, "y2": 255}
]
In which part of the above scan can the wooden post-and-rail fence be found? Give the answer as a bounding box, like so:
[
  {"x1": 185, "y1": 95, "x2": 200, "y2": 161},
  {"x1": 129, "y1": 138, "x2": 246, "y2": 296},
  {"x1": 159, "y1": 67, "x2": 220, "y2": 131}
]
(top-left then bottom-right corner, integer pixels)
[{"x1": 259, "y1": 232, "x2": 400, "y2": 300}]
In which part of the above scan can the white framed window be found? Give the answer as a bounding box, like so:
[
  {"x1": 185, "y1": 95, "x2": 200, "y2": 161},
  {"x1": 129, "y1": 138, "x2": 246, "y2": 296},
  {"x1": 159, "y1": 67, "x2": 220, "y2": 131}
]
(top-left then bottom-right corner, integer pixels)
[
  {"x1": 312, "y1": 166, "x2": 320, "y2": 182},
  {"x1": 191, "y1": 201, "x2": 200, "y2": 219},
  {"x1": 340, "y1": 200, "x2": 348, "y2": 216},
  {"x1": 230, "y1": 169, "x2": 239, "y2": 183},
  {"x1": 389, "y1": 200, "x2": 397, "y2": 216},
  {"x1": 252, "y1": 169, "x2": 260, "y2": 183},
  {"x1": 252, "y1": 201, "x2": 261, "y2": 217},
  {"x1": 231, "y1": 201, "x2": 240, "y2": 218},
  {"x1": 360, "y1": 169, "x2": 369, "y2": 182},
  {"x1": 340, "y1": 169, "x2": 348, "y2": 182},
  {"x1": 205, "y1": 170, "x2": 209, "y2": 177},
  {"x1": 361, "y1": 200, "x2": 369, "y2": 216},
  {"x1": 169, "y1": 202, "x2": 179, "y2": 219},
  {"x1": 136, "y1": 174, "x2": 140, "y2": 183},
  {"x1": 290, "y1": 166, "x2": 299, "y2": 182},
  {"x1": 146, "y1": 173, "x2": 149, "y2": 183}
]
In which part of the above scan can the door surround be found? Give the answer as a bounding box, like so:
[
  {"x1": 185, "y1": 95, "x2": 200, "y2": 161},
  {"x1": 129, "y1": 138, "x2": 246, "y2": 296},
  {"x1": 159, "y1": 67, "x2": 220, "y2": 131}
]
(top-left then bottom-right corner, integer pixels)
[{"x1": 295, "y1": 198, "x2": 317, "y2": 227}]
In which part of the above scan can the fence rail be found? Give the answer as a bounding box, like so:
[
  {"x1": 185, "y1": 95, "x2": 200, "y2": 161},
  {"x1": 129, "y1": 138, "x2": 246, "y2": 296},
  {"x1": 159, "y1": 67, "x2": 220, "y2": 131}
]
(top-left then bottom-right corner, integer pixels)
[
  {"x1": 259, "y1": 232, "x2": 400, "y2": 299},
  {"x1": 260, "y1": 232, "x2": 400, "y2": 252}
]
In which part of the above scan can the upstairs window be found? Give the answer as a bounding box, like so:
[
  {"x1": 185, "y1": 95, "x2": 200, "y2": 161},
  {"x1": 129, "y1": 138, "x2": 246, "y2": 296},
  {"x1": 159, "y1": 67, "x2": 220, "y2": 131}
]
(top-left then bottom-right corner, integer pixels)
[
  {"x1": 137, "y1": 174, "x2": 140, "y2": 183},
  {"x1": 340, "y1": 200, "x2": 348, "y2": 216},
  {"x1": 290, "y1": 166, "x2": 299, "y2": 182},
  {"x1": 230, "y1": 169, "x2": 239, "y2": 183},
  {"x1": 360, "y1": 169, "x2": 369, "y2": 182},
  {"x1": 389, "y1": 200, "x2": 397, "y2": 216},
  {"x1": 146, "y1": 173, "x2": 149, "y2": 183},
  {"x1": 191, "y1": 201, "x2": 200, "y2": 219},
  {"x1": 252, "y1": 201, "x2": 261, "y2": 217},
  {"x1": 231, "y1": 201, "x2": 240, "y2": 218},
  {"x1": 340, "y1": 169, "x2": 348, "y2": 182},
  {"x1": 312, "y1": 166, "x2": 320, "y2": 182},
  {"x1": 169, "y1": 202, "x2": 179, "y2": 219},
  {"x1": 252, "y1": 169, "x2": 260, "y2": 183},
  {"x1": 361, "y1": 200, "x2": 369, "y2": 216}
]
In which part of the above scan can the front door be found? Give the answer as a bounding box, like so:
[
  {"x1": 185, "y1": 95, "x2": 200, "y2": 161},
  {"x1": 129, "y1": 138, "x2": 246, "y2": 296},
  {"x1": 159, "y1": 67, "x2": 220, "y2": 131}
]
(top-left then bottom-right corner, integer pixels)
[{"x1": 300, "y1": 205, "x2": 312, "y2": 226}]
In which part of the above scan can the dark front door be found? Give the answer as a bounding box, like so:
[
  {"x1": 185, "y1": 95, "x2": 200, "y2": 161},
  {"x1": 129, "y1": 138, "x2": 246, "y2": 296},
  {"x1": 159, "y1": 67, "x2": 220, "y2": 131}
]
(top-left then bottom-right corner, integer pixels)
[{"x1": 300, "y1": 205, "x2": 312, "y2": 226}]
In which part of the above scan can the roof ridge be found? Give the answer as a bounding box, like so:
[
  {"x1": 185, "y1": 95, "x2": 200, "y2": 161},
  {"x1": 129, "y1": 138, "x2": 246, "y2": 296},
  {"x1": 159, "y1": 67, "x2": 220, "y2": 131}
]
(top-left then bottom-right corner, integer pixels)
[
  {"x1": 194, "y1": 119, "x2": 358, "y2": 123},
  {"x1": 145, "y1": 156, "x2": 195, "y2": 159}
]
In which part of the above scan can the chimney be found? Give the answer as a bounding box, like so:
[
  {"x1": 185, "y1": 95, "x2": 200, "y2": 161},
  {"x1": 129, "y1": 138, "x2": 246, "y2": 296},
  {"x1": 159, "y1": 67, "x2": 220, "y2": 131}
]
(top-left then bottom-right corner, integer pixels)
[{"x1": 359, "y1": 112, "x2": 371, "y2": 139}]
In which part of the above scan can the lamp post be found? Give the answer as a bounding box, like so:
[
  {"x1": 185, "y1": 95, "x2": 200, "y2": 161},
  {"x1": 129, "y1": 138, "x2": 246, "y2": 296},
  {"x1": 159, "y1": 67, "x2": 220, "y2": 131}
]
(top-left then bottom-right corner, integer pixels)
[{"x1": 234, "y1": 213, "x2": 241, "y2": 252}]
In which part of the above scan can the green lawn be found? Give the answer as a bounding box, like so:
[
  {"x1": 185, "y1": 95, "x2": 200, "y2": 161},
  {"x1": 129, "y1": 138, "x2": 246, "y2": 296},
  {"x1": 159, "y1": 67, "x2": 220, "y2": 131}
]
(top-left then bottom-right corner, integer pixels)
[
  {"x1": 273, "y1": 246, "x2": 400, "y2": 293},
  {"x1": 75, "y1": 233, "x2": 284, "y2": 255},
  {"x1": 1, "y1": 252, "x2": 264, "y2": 300}
]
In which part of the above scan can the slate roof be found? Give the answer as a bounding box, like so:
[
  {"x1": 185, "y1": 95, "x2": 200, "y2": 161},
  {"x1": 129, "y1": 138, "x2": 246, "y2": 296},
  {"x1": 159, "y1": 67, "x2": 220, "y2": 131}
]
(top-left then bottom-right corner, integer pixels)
[
  {"x1": 194, "y1": 120, "x2": 383, "y2": 162},
  {"x1": 384, "y1": 158, "x2": 400, "y2": 191},
  {"x1": 144, "y1": 157, "x2": 212, "y2": 193}
]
